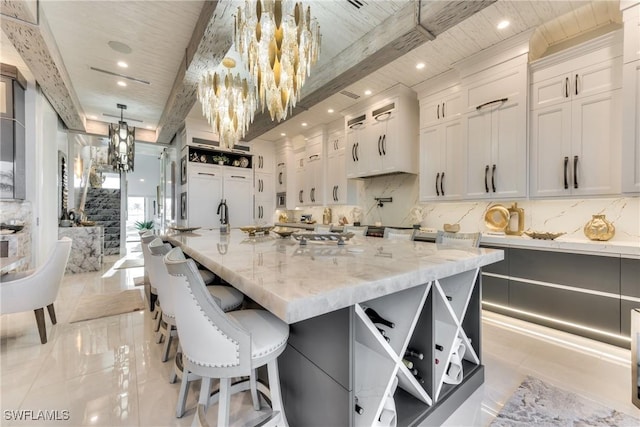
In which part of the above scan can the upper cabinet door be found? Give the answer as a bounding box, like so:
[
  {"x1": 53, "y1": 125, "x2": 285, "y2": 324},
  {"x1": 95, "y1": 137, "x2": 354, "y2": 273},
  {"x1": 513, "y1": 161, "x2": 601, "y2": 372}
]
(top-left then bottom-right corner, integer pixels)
[{"x1": 420, "y1": 88, "x2": 464, "y2": 128}]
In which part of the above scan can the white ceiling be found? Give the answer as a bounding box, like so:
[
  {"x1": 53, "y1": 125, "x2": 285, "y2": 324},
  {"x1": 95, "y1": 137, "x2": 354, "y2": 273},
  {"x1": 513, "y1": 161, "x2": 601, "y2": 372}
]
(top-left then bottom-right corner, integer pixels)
[{"x1": 1, "y1": 0, "x2": 622, "y2": 145}]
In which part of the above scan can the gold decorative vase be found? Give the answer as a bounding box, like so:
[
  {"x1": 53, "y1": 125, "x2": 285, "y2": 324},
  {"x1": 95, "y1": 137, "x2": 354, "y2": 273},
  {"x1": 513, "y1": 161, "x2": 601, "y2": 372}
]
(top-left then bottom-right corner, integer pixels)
[{"x1": 583, "y1": 214, "x2": 615, "y2": 241}]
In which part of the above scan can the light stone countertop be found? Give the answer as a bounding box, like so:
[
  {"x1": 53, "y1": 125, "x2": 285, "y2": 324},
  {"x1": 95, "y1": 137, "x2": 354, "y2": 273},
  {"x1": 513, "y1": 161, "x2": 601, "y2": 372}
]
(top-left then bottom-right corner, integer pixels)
[{"x1": 165, "y1": 229, "x2": 503, "y2": 324}]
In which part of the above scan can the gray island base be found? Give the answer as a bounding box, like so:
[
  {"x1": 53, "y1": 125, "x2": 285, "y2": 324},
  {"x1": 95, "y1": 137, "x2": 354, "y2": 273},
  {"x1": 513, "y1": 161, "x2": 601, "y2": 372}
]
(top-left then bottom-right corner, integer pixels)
[{"x1": 165, "y1": 229, "x2": 503, "y2": 426}]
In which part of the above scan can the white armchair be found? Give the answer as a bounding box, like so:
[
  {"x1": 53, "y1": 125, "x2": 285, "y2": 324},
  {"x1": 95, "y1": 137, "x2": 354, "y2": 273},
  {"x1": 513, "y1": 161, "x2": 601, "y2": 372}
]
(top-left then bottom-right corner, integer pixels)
[{"x1": 0, "y1": 237, "x2": 72, "y2": 344}]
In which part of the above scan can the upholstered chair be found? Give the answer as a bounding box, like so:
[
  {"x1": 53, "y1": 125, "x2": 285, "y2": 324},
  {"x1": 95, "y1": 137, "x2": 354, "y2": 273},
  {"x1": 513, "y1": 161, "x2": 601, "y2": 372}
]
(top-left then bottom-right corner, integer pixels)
[
  {"x1": 0, "y1": 237, "x2": 71, "y2": 344},
  {"x1": 383, "y1": 227, "x2": 416, "y2": 241},
  {"x1": 435, "y1": 231, "x2": 481, "y2": 248},
  {"x1": 165, "y1": 247, "x2": 290, "y2": 427},
  {"x1": 343, "y1": 225, "x2": 368, "y2": 236}
]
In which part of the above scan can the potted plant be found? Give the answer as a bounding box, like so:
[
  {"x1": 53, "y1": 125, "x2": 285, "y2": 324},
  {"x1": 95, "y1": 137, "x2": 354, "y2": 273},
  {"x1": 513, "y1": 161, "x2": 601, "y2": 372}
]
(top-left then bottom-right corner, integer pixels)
[
  {"x1": 134, "y1": 220, "x2": 154, "y2": 231},
  {"x1": 212, "y1": 154, "x2": 229, "y2": 165}
]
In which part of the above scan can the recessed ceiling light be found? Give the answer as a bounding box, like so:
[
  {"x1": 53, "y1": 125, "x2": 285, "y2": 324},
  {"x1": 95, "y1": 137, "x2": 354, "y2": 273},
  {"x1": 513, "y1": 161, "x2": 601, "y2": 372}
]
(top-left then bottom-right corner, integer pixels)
[
  {"x1": 117, "y1": 81, "x2": 127, "y2": 87},
  {"x1": 364, "y1": 90, "x2": 372, "y2": 96},
  {"x1": 327, "y1": 108, "x2": 334, "y2": 113},
  {"x1": 416, "y1": 62, "x2": 426, "y2": 70},
  {"x1": 87, "y1": 115, "x2": 97, "y2": 120},
  {"x1": 140, "y1": 179, "x2": 145, "y2": 182},
  {"x1": 497, "y1": 20, "x2": 510, "y2": 30},
  {"x1": 280, "y1": 132, "x2": 286, "y2": 136},
  {"x1": 117, "y1": 61, "x2": 128, "y2": 68},
  {"x1": 145, "y1": 125, "x2": 153, "y2": 130},
  {"x1": 301, "y1": 122, "x2": 308, "y2": 127}
]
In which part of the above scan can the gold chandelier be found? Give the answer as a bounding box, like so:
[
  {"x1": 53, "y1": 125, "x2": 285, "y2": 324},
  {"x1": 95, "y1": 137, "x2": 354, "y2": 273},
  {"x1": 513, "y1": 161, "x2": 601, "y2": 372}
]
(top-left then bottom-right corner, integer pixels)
[
  {"x1": 108, "y1": 104, "x2": 135, "y2": 172},
  {"x1": 197, "y1": 50, "x2": 258, "y2": 148},
  {"x1": 234, "y1": 0, "x2": 321, "y2": 122}
]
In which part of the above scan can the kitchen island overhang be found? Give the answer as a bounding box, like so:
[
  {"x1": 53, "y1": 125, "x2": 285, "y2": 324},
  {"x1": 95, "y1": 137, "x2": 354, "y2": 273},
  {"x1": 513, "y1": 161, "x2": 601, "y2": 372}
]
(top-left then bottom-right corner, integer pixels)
[{"x1": 165, "y1": 229, "x2": 503, "y2": 426}]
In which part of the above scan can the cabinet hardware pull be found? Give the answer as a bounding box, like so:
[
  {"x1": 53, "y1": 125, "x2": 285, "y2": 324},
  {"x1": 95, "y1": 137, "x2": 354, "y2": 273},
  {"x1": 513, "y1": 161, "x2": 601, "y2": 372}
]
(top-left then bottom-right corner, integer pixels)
[
  {"x1": 491, "y1": 164, "x2": 496, "y2": 193},
  {"x1": 377, "y1": 135, "x2": 382, "y2": 156},
  {"x1": 230, "y1": 175, "x2": 245, "y2": 179},
  {"x1": 440, "y1": 171, "x2": 445, "y2": 196},
  {"x1": 355, "y1": 142, "x2": 359, "y2": 161},
  {"x1": 476, "y1": 97, "x2": 508, "y2": 111},
  {"x1": 351, "y1": 144, "x2": 356, "y2": 162},
  {"x1": 278, "y1": 172, "x2": 282, "y2": 185},
  {"x1": 564, "y1": 156, "x2": 569, "y2": 189},
  {"x1": 197, "y1": 172, "x2": 216, "y2": 176},
  {"x1": 311, "y1": 188, "x2": 315, "y2": 202},
  {"x1": 437, "y1": 104, "x2": 440, "y2": 119},
  {"x1": 435, "y1": 173, "x2": 440, "y2": 196},
  {"x1": 575, "y1": 74, "x2": 578, "y2": 96},
  {"x1": 309, "y1": 154, "x2": 319, "y2": 161},
  {"x1": 382, "y1": 134, "x2": 386, "y2": 155},
  {"x1": 277, "y1": 162, "x2": 284, "y2": 166},
  {"x1": 442, "y1": 102, "x2": 445, "y2": 117},
  {"x1": 299, "y1": 190, "x2": 303, "y2": 203},
  {"x1": 484, "y1": 165, "x2": 489, "y2": 193},
  {"x1": 573, "y1": 155, "x2": 579, "y2": 189},
  {"x1": 565, "y1": 77, "x2": 569, "y2": 98}
]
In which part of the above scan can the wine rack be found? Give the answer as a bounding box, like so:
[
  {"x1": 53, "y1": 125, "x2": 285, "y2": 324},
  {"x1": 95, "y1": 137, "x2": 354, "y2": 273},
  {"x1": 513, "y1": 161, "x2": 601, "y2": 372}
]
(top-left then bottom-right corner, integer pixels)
[{"x1": 353, "y1": 268, "x2": 482, "y2": 425}]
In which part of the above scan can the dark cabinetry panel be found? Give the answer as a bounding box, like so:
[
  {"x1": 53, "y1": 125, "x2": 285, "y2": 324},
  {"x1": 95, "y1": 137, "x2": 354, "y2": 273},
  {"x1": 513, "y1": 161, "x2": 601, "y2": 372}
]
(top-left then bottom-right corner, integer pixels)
[
  {"x1": 621, "y1": 258, "x2": 640, "y2": 298},
  {"x1": 510, "y1": 249, "x2": 620, "y2": 294}
]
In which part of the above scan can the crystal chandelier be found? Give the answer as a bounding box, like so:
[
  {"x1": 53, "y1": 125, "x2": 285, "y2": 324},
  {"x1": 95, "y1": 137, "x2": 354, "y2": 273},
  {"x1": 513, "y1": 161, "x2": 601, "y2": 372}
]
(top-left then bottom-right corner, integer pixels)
[
  {"x1": 198, "y1": 50, "x2": 258, "y2": 148},
  {"x1": 234, "y1": 0, "x2": 321, "y2": 122},
  {"x1": 108, "y1": 104, "x2": 135, "y2": 172}
]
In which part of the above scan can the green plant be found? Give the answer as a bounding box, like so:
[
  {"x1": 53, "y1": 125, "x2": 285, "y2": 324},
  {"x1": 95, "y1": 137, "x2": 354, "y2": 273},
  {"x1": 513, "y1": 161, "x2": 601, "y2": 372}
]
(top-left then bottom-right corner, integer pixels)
[
  {"x1": 134, "y1": 220, "x2": 154, "y2": 230},
  {"x1": 212, "y1": 154, "x2": 229, "y2": 164}
]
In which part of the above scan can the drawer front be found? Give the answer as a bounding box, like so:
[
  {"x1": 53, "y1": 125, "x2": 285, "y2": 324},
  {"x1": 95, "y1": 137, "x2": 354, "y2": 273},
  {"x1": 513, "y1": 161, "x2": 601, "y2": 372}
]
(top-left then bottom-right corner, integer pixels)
[
  {"x1": 622, "y1": 258, "x2": 640, "y2": 298},
  {"x1": 509, "y1": 280, "x2": 620, "y2": 336},
  {"x1": 480, "y1": 245, "x2": 509, "y2": 275},
  {"x1": 481, "y1": 274, "x2": 509, "y2": 306},
  {"x1": 510, "y1": 249, "x2": 620, "y2": 294}
]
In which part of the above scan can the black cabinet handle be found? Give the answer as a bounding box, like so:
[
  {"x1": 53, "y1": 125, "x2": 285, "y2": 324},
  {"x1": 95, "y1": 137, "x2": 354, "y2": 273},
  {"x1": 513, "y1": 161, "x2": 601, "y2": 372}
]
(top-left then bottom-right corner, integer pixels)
[
  {"x1": 573, "y1": 155, "x2": 579, "y2": 189},
  {"x1": 484, "y1": 165, "x2": 489, "y2": 193},
  {"x1": 355, "y1": 143, "x2": 359, "y2": 161},
  {"x1": 351, "y1": 144, "x2": 356, "y2": 162},
  {"x1": 382, "y1": 135, "x2": 386, "y2": 155},
  {"x1": 491, "y1": 164, "x2": 496, "y2": 193},
  {"x1": 564, "y1": 156, "x2": 569, "y2": 189},
  {"x1": 437, "y1": 104, "x2": 440, "y2": 119},
  {"x1": 311, "y1": 188, "x2": 315, "y2": 202},
  {"x1": 299, "y1": 190, "x2": 303, "y2": 203},
  {"x1": 435, "y1": 173, "x2": 440, "y2": 196},
  {"x1": 575, "y1": 74, "x2": 578, "y2": 96},
  {"x1": 476, "y1": 98, "x2": 508, "y2": 110},
  {"x1": 335, "y1": 185, "x2": 339, "y2": 202},
  {"x1": 278, "y1": 172, "x2": 283, "y2": 185},
  {"x1": 565, "y1": 77, "x2": 569, "y2": 98},
  {"x1": 440, "y1": 171, "x2": 445, "y2": 196},
  {"x1": 377, "y1": 135, "x2": 382, "y2": 156},
  {"x1": 442, "y1": 102, "x2": 445, "y2": 118}
]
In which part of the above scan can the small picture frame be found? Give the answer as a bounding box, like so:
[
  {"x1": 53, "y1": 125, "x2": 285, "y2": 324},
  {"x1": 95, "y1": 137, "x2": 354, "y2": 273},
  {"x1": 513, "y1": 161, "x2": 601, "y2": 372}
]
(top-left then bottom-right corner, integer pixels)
[{"x1": 180, "y1": 155, "x2": 187, "y2": 185}]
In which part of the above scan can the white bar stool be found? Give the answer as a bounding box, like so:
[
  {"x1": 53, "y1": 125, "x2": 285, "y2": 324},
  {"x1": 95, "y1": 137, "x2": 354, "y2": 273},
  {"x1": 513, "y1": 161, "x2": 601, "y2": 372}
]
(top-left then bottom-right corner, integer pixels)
[{"x1": 165, "y1": 247, "x2": 290, "y2": 427}]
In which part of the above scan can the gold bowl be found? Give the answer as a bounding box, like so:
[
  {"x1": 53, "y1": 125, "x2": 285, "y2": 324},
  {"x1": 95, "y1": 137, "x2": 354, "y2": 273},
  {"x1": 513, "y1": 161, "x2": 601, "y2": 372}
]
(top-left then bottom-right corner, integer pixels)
[{"x1": 524, "y1": 230, "x2": 565, "y2": 240}]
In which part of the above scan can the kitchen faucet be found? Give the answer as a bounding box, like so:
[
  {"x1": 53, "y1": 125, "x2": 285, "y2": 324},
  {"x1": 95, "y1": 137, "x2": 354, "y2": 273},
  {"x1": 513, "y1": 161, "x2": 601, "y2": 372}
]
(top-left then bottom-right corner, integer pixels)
[{"x1": 217, "y1": 199, "x2": 228, "y2": 225}]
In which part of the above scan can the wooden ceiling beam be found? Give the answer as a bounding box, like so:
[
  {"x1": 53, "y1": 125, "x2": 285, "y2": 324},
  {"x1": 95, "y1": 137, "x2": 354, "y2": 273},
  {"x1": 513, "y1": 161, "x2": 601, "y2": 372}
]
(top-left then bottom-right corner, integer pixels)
[{"x1": 1, "y1": 0, "x2": 86, "y2": 131}]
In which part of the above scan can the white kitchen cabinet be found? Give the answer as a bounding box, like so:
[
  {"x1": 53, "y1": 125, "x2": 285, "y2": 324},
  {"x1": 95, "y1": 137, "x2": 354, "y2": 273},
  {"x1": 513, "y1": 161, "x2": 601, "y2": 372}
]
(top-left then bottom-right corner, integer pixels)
[
  {"x1": 276, "y1": 159, "x2": 286, "y2": 194},
  {"x1": 530, "y1": 31, "x2": 623, "y2": 197},
  {"x1": 251, "y1": 141, "x2": 275, "y2": 174},
  {"x1": 185, "y1": 163, "x2": 223, "y2": 229},
  {"x1": 462, "y1": 57, "x2": 528, "y2": 199},
  {"x1": 419, "y1": 86, "x2": 464, "y2": 128},
  {"x1": 344, "y1": 84, "x2": 419, "y2": 178},
  {"x1": 326, "y1": 128, "x2": 359, "y2": 205},
  {"x1": 622, "y1": 4, "x2": 640, "y2": 193},
  {"x1": 225, "y1": 168, "x2": 254, "y2": 226},
  {"x1": 304, "y1": 134, "x2": 324, "y2": 206},
  {"x1": 294, "y1": 150, "x2": 305, "y2": 206},
  {"x1": 419, "y1": 119, "x2": 465, "y2": 201},
  {"x1": 622, "y1": 58, "x2": 640, "y2": 193},
  {"x1": 346, "y1": 112, "x2": 368, "y2": 178}
]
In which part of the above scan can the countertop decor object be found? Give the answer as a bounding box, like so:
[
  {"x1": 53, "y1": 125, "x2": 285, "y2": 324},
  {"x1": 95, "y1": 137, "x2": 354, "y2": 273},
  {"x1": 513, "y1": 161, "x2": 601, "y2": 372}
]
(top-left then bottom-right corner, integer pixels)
[
  {"x1": 0, "y1": 221, "x2": 24, "y2": 232},
  {"x1": 506, "y1": 203, "x2": 525, "y2": 236},
  {"x1": 240, "y1": 225, "x2": 273, "y2": 236},
  {"x1": 273, "y1": 228, "x2": 294, "y2": 238},
  {"x1": 168, "y1": 225, "x2": 201, "y2": 233},
  {"x1": 524, "y1": 230, "x2": 565, "y2": 240},
  {"x1": 443, "y1": 223, "x2": 460, "y2": 233},
  {"x1": 485, "y1": 205, "x2": 510, "y2": 231},
  {"x1": 584, "y1": 214, "x2": 615, "y2": 241}
]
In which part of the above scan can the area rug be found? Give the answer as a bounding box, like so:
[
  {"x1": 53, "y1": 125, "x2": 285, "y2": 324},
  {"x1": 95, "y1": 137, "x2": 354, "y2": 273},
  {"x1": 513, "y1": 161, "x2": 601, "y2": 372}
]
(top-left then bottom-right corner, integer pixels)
[
  {"x1": 491, "y1": 376, "x2": 640, "y2": 426},
  {"x1": 69, "y1": 289, "x2": 145, "y2": 323},
  {"x1": 113, "y1": 258, "x2": 144, "y2": 269}
]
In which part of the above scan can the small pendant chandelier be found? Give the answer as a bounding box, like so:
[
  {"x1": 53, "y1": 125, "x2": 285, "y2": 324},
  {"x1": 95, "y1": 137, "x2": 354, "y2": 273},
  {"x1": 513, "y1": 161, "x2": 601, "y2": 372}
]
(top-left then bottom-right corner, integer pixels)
[
  {"x1": 234, "y1": 0, "x2": 321, "y2": 122},
  {"x1": 108, "y1": 104, "x2": 135, "y2": 172}
]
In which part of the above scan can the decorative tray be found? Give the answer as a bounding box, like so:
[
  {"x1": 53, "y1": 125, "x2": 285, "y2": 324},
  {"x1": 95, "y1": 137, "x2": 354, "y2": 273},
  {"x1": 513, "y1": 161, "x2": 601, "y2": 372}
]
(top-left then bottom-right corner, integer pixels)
[
  {"x1": 272, "y1": 227, "x2": 295, "y2": 238},
  {"x1": 240, "y1": 226, "x2": 273, "y2": 236},
  {"x1": 524, "y1": 231, "x2": 565, "y2": 240},
  {"x1": 0, "y1": 223, "x2": 24, "y2": 232},
  {"x1": 168, "y1": 226, "x2": 201, "y2": 233},
  {"x1": 292, "y1": 232, "x2": 354, "y2": 245}
]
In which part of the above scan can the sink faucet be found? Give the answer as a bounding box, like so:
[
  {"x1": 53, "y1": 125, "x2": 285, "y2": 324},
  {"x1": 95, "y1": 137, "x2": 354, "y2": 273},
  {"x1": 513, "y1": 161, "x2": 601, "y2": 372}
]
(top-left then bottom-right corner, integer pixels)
[{"x1": 216, "y1": 199, "x2": 228, "y2": 225}]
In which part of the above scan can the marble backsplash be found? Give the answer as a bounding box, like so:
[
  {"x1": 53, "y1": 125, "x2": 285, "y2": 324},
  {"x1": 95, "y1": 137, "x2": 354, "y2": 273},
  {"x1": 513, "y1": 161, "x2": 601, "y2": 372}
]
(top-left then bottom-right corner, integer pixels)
[{"x1": 282, "y1": 173, "x2": 640, "y2": 243}]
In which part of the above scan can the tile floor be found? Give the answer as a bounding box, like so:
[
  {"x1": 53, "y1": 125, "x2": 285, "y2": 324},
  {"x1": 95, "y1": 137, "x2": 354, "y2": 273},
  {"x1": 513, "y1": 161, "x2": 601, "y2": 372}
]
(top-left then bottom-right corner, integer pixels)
[{"x1": 1, "y1": 253, "x2": 638, "y2": 426}]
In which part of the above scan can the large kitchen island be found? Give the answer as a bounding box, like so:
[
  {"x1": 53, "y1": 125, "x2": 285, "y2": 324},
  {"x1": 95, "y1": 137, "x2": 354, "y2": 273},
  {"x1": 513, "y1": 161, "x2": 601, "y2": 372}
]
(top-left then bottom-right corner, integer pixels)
[{"x1": 165, "y1": 229, "x2": 503, "y2": 426}]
